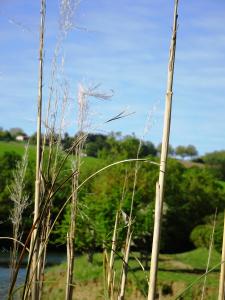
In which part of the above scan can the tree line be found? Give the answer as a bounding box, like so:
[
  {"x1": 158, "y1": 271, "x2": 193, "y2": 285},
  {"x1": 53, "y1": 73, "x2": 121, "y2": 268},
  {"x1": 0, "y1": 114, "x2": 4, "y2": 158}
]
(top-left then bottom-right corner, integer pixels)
[{"x1": 1, "y1": 127, "x2": 199, "y2": 160}]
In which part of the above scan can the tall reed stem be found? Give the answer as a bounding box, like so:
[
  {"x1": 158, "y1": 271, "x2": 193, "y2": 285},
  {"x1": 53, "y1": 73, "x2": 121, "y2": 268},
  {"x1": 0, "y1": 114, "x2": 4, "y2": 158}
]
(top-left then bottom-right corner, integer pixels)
[
  {"x1": 218, "y1": 210, "x2": 225, "y2": 300},
  {"x1": 107, "y1": 210, "x2": 119, "y2": 299},
  {"x1": 29, "y1": 1, "x2": 46, "y2": 299},
  {"x1": 148, "y1": 1, "x2": 179, "y2": 299},
  {"x1": 65, "y1": 85, "x2": 87, "y2": 300}
]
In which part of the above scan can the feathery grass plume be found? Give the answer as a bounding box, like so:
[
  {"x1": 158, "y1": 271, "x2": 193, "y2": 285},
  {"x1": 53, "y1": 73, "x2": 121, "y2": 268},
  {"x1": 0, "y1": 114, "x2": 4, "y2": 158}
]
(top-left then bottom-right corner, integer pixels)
[
  {"x1": 148, "y1": 1, "x2": 179, "y2": 299},
  {"x1": 41, "y1": 0, "x2": 77, "y2": 194},
  {"x1": 60, "y1": 0, "x2": 80, "y2": 34},
  {"x1": 43, "y1": 0, "x2": 77, "y2": 136},
  {"x1": 66, "y1": 83, "x2": 113, "y2": 300},
  {"x1": 9, "y1": 143, "x2": 29, "y2": 285},
  {"x1": 41, "y1": 0, "x2": 77, "y2": 179}
]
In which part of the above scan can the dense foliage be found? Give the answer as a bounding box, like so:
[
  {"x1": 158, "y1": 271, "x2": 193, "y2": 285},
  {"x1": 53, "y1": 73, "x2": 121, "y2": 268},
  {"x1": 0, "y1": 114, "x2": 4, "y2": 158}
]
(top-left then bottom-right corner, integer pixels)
[
  {"x1": 202, "y1": 150, "x2": 225, "y2": 180},
  {"x1": 191, "y1": 212, "x2": 225, "y2": 253},
  {"x1": 1, "y1": 135, "x2": 225, "y2": 255}
]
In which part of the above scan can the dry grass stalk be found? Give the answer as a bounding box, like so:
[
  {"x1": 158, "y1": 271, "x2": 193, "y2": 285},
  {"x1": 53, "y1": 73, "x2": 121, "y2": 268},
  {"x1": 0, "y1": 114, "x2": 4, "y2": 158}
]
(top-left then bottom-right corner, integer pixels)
[
  {"x1": 37, "y1": 80, "x2": 70, "y2": 299},
  {"x1": 200, "y1": 209, "x2": 217, "y2": 300},
  {"x1": 106, "y1": 171, "x2": 128, "y2": 299},
  {"x1": 33, "y1": 1, "x2": 77, "y2": 296},
  {"x1": 64, "y1": 83, "x2": 116, "y2": 300},
  {"x1": 148, "y1": 1, "x2": 179, "y2": 299},
  {"x1": 65, "y1": 84, "x2": 92, "y2": 299},
  {"x1": 117, "y1": 176, "x2": 136, "y2": 298},
  {"x1": 118, "y1": 230, "x2": 132, "y2": 300},
  {"x1": 65, "y1": 144, "x2": 84, "y2": 299},
  {"x1": 9, "y1": 143, "x2": 29, "y2": 283},
  {"x1": 103, "y1": 240, "x2": 109, "y2": 298},
  {"x1": 118, "y1": 121, "x2": 147, "y2": 300}
]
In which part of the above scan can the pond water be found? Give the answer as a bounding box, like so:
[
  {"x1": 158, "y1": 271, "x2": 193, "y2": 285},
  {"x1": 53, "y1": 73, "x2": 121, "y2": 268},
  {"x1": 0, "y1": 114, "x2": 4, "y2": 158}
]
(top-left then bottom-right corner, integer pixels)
[
  {"x1": 0, "y1": 252, "x2": 67, "y2": 299},
  {"x1": 0, "y1": 266, "x2": 26, "y2": 299}
]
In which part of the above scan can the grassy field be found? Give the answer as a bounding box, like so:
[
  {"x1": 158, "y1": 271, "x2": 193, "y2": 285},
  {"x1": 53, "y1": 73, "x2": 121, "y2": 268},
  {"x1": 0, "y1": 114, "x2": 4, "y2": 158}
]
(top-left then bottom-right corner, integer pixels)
[
  {"x1": 39, "y1": 248, "x2": 221, "y2": 300},
  {"x1": 0, "y1": 141, "x2": 36, "y2": 160}
]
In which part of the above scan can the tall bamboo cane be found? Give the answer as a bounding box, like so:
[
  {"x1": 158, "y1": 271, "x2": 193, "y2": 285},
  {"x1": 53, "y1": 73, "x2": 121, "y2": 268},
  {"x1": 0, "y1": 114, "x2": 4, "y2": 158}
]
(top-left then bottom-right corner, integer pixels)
[
  {"x1": 218, "y1": 211, "x2": 225, "y2": 300},
  {"x1": 148, "y1": 1, "x2": 179, "y2": 299},
  {"x1": 29, "y1": 1, "x2": 46, "y2": 299}
]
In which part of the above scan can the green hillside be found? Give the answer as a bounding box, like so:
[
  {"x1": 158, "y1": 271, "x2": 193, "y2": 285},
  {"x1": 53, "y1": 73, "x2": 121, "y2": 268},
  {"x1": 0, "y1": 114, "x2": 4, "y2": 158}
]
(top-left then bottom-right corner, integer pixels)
[{"x1": 0, "y1": 141, "x2": 36, "y2": 160}]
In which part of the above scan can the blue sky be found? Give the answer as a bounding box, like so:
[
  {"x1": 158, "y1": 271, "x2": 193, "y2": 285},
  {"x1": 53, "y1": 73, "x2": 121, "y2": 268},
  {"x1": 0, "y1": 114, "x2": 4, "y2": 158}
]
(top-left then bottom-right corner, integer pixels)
[{"x1": 0, "y1": 0, "x2": 225, "y2": 155}]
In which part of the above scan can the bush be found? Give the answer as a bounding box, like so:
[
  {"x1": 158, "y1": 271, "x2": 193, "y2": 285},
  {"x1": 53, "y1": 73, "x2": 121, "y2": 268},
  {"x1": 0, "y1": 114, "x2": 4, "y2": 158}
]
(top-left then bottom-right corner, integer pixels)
[{"x1": 190, "y1": 224, "x2": 212, "y2": 248}]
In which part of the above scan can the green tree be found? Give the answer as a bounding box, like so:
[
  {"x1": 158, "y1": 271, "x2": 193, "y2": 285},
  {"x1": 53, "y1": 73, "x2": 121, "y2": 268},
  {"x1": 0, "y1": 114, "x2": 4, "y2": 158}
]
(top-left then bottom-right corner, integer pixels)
[
  {"x1": 85, "y1": 134, "x2": 107, "y2": 157},
  {"x1": 157, "y1": 143, "x2": 174, "y2": 156},
  {"x1": 175, "y1": 144, "x2": 198, "y2": 159},
  {"x1": 175, "y1": 145, "x2": 187, "y2": 159},
  {"x1": 186, "y1": 145, "x2": 198, "y2": 158},
  {"x1": 9, "y1": 127, "x2": 25, "y2": 138},
  {"x1": 163, "y1": 166, "x2": 225, "y2": 252},
  {"x1": 62, "y1": 132, "x2": 74, "y2": 150},
  {"x1": 140, "y1": 141, "x2": 157, "y2": 157},
  {"x1": 98, "y1": 133, "x2": 157, "y2": 160},
  {"x1": 0, "y1": 129, "x2": 12, "y2": 141}
]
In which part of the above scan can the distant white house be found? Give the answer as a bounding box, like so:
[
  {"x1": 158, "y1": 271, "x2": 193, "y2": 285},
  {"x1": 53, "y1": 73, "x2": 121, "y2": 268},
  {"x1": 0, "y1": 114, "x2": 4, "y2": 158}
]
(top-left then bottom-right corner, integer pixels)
[
  {"x1": 16, "y1": 134, "x2": 28, "y2": 141},
  {"x1": 80, "y1": 152, "x2": 87, "y2": 157}
]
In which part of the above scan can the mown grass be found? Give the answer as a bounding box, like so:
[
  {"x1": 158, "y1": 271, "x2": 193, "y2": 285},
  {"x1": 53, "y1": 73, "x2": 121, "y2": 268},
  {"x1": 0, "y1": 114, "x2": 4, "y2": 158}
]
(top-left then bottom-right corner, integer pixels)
[
  {"x1": 42, "y1": 252, "x2": 147, "y2": 300},
  {"x1": 171, "y1": 248, "x2": 221, "y2": 270},
  {"x1": 157, "y1": 248, "x2": 220, "y2": 299},
  {"x1": 41, "y1": 248, "x2": 221, "y2": 299}
]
